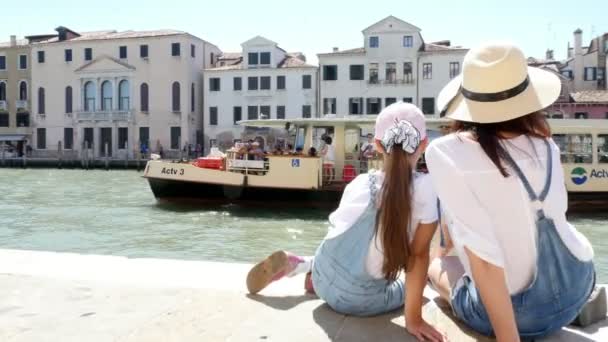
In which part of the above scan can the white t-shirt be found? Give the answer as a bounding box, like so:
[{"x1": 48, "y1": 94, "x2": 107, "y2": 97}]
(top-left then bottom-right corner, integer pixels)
[
  {"x1": 323, "y1": 144, "x2": 336, "y2": 163},
  {"x1": 324, "y1": 171, "x2": 439, "y2": 279},
  {"x1": 426, "y1": 134, "x2": 594, "y2": 294}
]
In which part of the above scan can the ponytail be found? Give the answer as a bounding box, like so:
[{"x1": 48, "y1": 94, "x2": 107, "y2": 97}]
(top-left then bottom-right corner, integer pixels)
[{"x1": 375, "y1": 147, "x2": 413, "y2": 280}]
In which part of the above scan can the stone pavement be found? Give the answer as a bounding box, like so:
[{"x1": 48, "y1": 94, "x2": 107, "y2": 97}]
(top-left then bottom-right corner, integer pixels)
[{"x1": 0, "y1": 249, "x2": 605, "y2": 341}]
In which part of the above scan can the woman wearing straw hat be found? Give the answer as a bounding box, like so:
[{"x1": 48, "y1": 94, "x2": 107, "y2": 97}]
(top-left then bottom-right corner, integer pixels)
[{"x1": 426, "y1": 42, "x2": 599, "y2": 340}]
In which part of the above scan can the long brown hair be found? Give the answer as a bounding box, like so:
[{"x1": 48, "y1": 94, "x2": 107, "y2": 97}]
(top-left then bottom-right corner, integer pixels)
[
  {"x1": 376, "y1": 147, "x2": 414, "y2": 280},
  {"x1": 451, "y1": 112, "x2": 551, "y2": 177}
]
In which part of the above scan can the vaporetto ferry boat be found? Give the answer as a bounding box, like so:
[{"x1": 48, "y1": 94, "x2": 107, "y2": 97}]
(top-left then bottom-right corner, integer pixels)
[{"x1": 143, "y1": 117, "x2": 608, "y2": 209}]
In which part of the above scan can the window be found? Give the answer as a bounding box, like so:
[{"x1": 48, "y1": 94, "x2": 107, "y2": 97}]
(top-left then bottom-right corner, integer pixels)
[
  {"x1": 84, "y1": 48, "x2": 92, "y2": 61},
  {"x1": 210, "y1": 52, "x2": 214, "y2": 65},
  {"x1": 247, "y1": 106, "x2": 258, "y2": 120},
  {"x1": 449, "y1": 62, "x2": 460, "y2": 79},
  {"x1": 84, "y1": 81, "x2": 95, "y2": 111},
  {"x1": 422, "y1": 97, "x2": 435, "y2": 115},
  {"x1": 140, "y1": 83, "x2": 149, "y2": 112},
  {"x1": 561, "y1": 70, "x2": 573, "y2": 79},
  {"x1": 248, "y1": 52, "x2": 258, "y2": 66},
  {"x1": 64, "y1": 49, "x2": 72, "y2": 62},
  {"x1": 369, "y1": 36, "x2": 379, "y2": 48},
  {"x1": 323, "y1": 98, "x2": 336, "y2": 115},
  {"x1": 403, "y1": 97, "x2": 413, "y2": 103},
  {"x1": 38, "y1": 87, "x2": 45, "y2": 114},
  {"x1": 349, "y1": 97, "x2": 364, "y2": 115},
  {"x1": 0, "y1": 56, "x2": 5, "y2": 70},
  {"x1": 385, "y1": 98, "x2": 397, "y2": 106},
  {"x1": 0, "y1": 82, "x2": 6, "y2": 101},
  {"x1": 170, "y1": 127, "x2": 181, "y2": 149},
  {"x1": 403, "y1": 62, "x2": 413, "y2": 83},
  {"x1": 101, "y1": 81, "x2": 113, "y2": 111},
  {"x1": 209, "y1": 107, "x2": 218, "y2": 125},
  {"x1": 64, "y1": 128, "x2": 73, "y2": 149},
  {"x1": 260, "y1": 76, "x2": 271, "y2": 90},
  {"x1": 260, "y1": 105, "x2": 271, "y2": 119},
  {"x1": 423, "y1": 63, "x2": 432, "y2": 79},
  {"x1": 37, "y1": 128, "x2": 46, "y2": 149},
  {"x1": 403, "y1": 35, "x2": 413, "y2": 47},
  {"x1": 19, "y1": 81, "x2": 27, "y2": 101},
  {"x1": 369, "y1": 63, "x2": 379, "y2": 84},
  {"x1": 191, "y1": 44, "x2": 195, "y2": 58},
  {"x1": 16, "y1": 113, "x2": 29, "y2": 127},
  {"x1": 599, "y1": 134, "x2": 608, "y2": 163},
  {"x1": 209, "y1": 78, "x2": 221, "y2": 91},
  {"x1": 139, "y1": 127, "x2": 150, "y2": 148},
  {"x1": 233, "y1": 77, "x2": 242, "y2": 91},
  {"x1": 302, "y1": 75, "x2": 312, "y2": 89},
  {"x1": 118, "y1": 127, "x2": 128, "y2": 149},
  {"x1": 19, "y1": 54, "x2": 27, "y2": 69},
  {"x1": 366, "y1": 98, "x2": 381, "y2": 114},
  {"x1": 119, "y1": 46, "x2": 127, "y2": 59},
  {"x1": 190, "y1": 83, "x2": 195, "y2": 112},
  {"x1": 323, "y1": 65, "x2": 338, "y2": 81},
  {"x1": 248, "y1": 76, "x2": 258, "y2": 90},
  {"x1": 386, "y1": 62, "x2": 397, "y2": 83},
  {"x1": 302, "y1": 105, "x2": 312, "y2": 118},
  {"x1": 598, "y1": 68, "x2": 605, "y2": 81},
  {"x1": 350, "y1": 65, "x2": 364, "y2": 80},
  {"x1": 554, "y1": 134, "x2": 593, "y2": 163},
  {"x1": 83, "y1": 128, "x2": 94, "y2": 149},
  {"x1": 233, "y1": 106, "x2": 242, "y2": 125},
  {"x1": 65, "y1": 86, "x2": 72, "y2": 114},
  {"x1": 37, "y1": 51, "x2": 45, "y2": 63},
  {"x1": 119, "y1": 80, "x2": 130, "y2": 110},
  {"x1": 172, "y1": 82, "x2": 181, "y2": 112},
  {"x1": 140, "y1": 45, "x2": 149, "y2": 58},
  {"x1": 277, "y1": 76, "x2": 286, "y2": 90},
  {"x1": 260, "y1": 52, "x2": 271, "y2": 65},
  {"x1": 584, "y1": 67, "x2": 597, "y2": 81},
  {"x1": 575, "y1": 112, "x2": 589, "y2": 119},
  {"x1": 0, "y1": 114, "x2": 7, "y2": 127},
  {"x1": 276, "y1": 106, "x2": 285, "y2": 119},
  {"x1": 171, "y1": 43, "x2": 181, "y2": 57}
]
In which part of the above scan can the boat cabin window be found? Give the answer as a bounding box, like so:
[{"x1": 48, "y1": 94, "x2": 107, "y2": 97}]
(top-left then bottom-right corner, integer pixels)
[
  {"x1": 554, "y1": 134, "x2": 593, "y2": 164},
  {"x1": 599, "y1": 134, "x2": 608, "y2": 163}
]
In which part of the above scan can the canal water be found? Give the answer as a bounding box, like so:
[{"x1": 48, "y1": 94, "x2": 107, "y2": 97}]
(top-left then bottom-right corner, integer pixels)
[{"x1": 1, "y1": 169, "x2": 607, "y2": 282}]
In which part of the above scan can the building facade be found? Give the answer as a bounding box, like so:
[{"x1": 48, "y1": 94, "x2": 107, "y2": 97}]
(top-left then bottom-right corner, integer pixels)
[
  {"x1": 30, "y1": 27, "x2": 220, "y2": 158},
  {"x1": 203, "y1": 36, "x2": 317, "y2": 150},
  {"x1": 0, "y1": 35, "x2": 32, "y2": 152},
  {"x1": 317, "y1": 16, "x2": 467, "y2": 118}
]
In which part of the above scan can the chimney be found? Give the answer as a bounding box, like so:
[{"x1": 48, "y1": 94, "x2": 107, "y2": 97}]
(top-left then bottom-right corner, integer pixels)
[
  {"x1": 332, "y1": 47, "x2": 339, "y2": 52},
  {"x1": 10, "y1": 35, "x2": 16, "y2": 47},
  {"x1": 546, "y1": 49, "x2": 554, "y2": 60},
  {"x1": 574, "y1": 28, "x2": 584, "y2": 90}
]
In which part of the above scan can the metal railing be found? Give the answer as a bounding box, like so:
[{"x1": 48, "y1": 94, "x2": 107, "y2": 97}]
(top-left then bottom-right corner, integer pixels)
[
  {"x1": 0, "y1": 100, "x2": 7, "y2": 111},
  {"x1": 16, "y1": 100, "x2": 28, "y2": 110},
  {"x1": 76, "y1": 109, "x2": 133, "y2": 122}
]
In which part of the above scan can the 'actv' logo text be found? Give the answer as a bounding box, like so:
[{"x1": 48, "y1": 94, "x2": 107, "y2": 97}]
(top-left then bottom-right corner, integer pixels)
[{"x1": 571, "y1": 167, "x2": 608, "y2": 185}]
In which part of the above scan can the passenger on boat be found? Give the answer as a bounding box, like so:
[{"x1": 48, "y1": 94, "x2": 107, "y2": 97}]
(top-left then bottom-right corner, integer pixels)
[
  {"x1": 426, "y1": 42, "x2": 599, "y2": 340},
  {"x1": 247, "y1": 103, "x2": 446, "y2": 341},
  {"x1": 360, "y1": 133, "x2": 376, "y2": 172},
  {"x1": 307, "y1": 147, "x2": 317, "y2": 157},
  {"x1": 249, "y1": 141, "x2": 265, "y2": 161},
  {"x1": 320, "y1": 135, "x2": 336, "y2": 184}
]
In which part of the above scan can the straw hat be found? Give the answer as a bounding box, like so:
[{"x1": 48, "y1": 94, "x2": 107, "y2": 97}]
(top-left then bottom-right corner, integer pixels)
[{"x1": 437, "y1": 42, "x2": 561, "y2": 123}]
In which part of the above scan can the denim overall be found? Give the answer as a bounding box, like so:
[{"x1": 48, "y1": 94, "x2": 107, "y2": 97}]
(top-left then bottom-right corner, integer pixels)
[
  {"x1": 451, "y1": 139, "x2": 595, "y2": 338},
  {"x1": 312, "y1": 172, "x2": 405, "y2": 316}
]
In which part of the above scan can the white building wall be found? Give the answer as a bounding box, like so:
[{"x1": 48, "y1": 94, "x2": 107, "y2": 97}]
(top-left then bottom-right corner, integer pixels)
[
  {"x1": 419, "y1": 51, "x2": 467, "y2": 115},
  {"x1": 30, "y1": 34, "x2": 219, "y2": 158}
]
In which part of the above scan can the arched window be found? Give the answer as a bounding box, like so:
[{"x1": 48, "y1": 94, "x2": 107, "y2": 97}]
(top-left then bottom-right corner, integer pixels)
[
  {"x1": 0, "y1": 82, "x2": 6, "y2": 101},
  {"x1": 190, "y1": 83, "x2": 195, "y2": 112},
  {"x1": 38, "y1": 87, "x2": 45, "y2": 114},
  {"x1": 140, "y1": 83, "x2": 149, "y2": 112},
  {"x1": 101, "y1": 81, "x2": 113, "y2": 111},
  {"x1": 19, "y1": 81, "x2": 27, "y2": 101},
  {"x1": 119, "y1": 80, "x2": 130, "y2": 110},
  {"x1": 84, "y1": 81, "x2": 96, "y2": 112},
  {"x1": 172, "y1": 81, "x2": 180, "y2": 112},
  {"x1": 65, "y1": 86, "x2": 73, "y2": 113}
]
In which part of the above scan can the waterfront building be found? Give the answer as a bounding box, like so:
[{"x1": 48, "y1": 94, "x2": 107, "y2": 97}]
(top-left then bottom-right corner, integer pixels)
[
  {"x1": 0, "y1": 35, "x2": 32, "y2": 154},
  {"x1": 317, "y1": 16, "x2": 468, "y2": 118},
  {"x1": 203, "y1": 36, "x2": 317, "y2": 150},
  {"x1": 30, "y1": 27, "x2": 220, "y2": 158}
]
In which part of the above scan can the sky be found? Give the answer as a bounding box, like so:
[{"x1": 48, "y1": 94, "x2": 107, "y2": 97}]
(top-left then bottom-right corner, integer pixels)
[{"x1": 3, "y1": 0, "x2": 608, "y2": 65}]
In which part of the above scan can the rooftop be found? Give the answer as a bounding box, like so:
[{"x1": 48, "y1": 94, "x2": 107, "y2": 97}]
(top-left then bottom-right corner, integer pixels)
[
  {"x1": 0, "y1": 39, "x2": 29, "y2": 48},
  {"x1": 571, "y1": 90, "x2": 608, "y2": 103},
  {"x1": 208, "y1": 52, "x2": 315, "y2": 70},
  {"x1": 38, "y1": 29, "x2": 187, "y2": 44}
]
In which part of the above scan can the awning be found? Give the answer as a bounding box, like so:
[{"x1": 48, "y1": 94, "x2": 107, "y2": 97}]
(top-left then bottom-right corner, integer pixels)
[{"x1": 0, "y1": 134, "x2": 27, "y2": 142}]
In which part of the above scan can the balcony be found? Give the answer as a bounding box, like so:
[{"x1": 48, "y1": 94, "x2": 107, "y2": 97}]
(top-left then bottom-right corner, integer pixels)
[
  {"x1": 367, "y1": 78, "x2": 416, "y2": 86},
  {"x1": 77, "y1": 109, "x2": 133, "y2": 122},
  {"x1": 0, "y1": 100, "x2": 6, "y2": 112},
  {"x1": 16, "y1": 100, "x2": 28, "y2": 111}
]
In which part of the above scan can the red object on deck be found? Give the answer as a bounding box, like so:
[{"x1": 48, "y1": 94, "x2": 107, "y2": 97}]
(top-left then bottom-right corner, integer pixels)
[
  {"x1": 193, "y1": 157, "x2": 224, "y2": 170},
  {"x1": 343, "y1": 164, "x2": 356, "y2": 182}
]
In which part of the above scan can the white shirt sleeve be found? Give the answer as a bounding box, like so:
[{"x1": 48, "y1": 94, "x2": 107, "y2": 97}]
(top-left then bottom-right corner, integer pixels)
[
  {"x1": 326, "y1": 174, "x2": 372, "y2": 239},
  {"x1": 414, "y1": 174, "x2": 439, "y2": 224},
  {"x1": 426, "y1": 140, "x2": 505, "y2": 268}
]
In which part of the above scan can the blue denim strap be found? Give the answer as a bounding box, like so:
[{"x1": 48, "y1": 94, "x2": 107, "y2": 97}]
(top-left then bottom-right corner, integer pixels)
[{"x1": 437, "y1": 199, "x2": 445, "y2": 248}]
